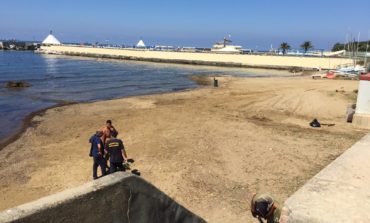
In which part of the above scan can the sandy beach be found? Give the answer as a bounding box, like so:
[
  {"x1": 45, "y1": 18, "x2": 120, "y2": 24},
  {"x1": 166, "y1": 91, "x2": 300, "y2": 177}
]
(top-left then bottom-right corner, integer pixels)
[{"x1": 0, "y1": 76, "x2": 366, "y2": 222}]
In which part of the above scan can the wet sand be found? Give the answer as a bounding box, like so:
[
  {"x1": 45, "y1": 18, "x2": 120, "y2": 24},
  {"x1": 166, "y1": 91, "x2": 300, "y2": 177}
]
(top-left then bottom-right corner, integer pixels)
[
  {"x1": 0, "y1": 102, "x2": 75, "y2": 151},
  {"x1": 0, "y1": 76, "x2": 366, "y2": 222}
]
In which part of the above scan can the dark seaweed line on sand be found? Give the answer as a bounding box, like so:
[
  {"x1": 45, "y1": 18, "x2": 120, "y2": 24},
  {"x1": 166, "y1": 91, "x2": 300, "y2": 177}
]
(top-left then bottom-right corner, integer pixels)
[
  {"x1": 0, "y1": 102, "x2": 76, "y2": 151},
  {"x1": 0, "y1": 85, "x2": 198, "y2": 151}
]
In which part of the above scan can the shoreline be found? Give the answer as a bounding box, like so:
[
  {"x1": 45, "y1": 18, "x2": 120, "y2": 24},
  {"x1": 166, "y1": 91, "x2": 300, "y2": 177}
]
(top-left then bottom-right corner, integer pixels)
[
  {"x1": 0, "y1": 84, "x2": 202, "y2": 151},
  {"x1": 0, "y1": 101, "x2": 75, "y2": 151},
  {"x1": 0, "y1": 72, "x2": 299, "y2": 152}
]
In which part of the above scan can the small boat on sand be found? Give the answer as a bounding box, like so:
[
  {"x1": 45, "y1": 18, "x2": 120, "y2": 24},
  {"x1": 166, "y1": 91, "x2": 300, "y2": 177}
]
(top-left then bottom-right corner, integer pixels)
[
  {"x1": 359, "y1": 72, "x2": 370, "y2": 80},
  {"x1": 325, "y1": 72, "x2": 336, "y2": 79}
]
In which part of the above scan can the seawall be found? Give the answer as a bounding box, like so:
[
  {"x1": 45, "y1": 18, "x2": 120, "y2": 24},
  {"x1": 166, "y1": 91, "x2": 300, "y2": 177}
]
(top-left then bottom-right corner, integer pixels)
[
  {"x1": 281, "y1": 133, "x2": 370, "y2": 223},
  {"x1": 39, "y1": 45, "x2": 353, "y2": 70},
  {"x1": 0, "y1": 173, "x2": 205, "y2": 223}
]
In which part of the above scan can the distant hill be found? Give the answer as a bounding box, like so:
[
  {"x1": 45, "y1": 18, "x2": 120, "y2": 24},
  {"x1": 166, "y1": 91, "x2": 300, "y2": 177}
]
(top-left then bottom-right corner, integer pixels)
[{"x1": 332, "y1": 40, "x2": 370, "y2": 52}]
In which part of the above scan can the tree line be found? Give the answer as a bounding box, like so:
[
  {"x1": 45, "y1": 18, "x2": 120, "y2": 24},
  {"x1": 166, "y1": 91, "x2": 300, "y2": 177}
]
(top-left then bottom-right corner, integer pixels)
[
  {"x1": 331, "y1": 40, "x2": 370, "y2": 52},
  {"x1": 279, "y1": 41, "x2": 313, "y2": 55},
  {"x1": 278, "y1": 40, "x2": 370, "y2": 55}
]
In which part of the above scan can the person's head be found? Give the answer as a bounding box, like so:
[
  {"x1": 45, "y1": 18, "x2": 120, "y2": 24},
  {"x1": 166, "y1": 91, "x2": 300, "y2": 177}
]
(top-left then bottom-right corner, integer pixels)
[
  {"x1": 96, "y1": 130, "x2": 103, "y2": 137},
  {"x1": 106, "y1": 120, "x2": 112, "y2": 127},
  {"x1": 250, "y1": 193, "x2": 275, "y2": 219},
  {"x1": 110, "y1": 132, "x2": 116, "y2": 138}
]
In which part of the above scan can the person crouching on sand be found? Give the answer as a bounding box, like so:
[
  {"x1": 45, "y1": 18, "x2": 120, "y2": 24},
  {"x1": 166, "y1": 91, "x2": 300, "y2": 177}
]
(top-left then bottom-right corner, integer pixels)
[
  {"x1": 89, "y1": 131, "x2": 107, "y2": 180},
  {"x1": 105, "y1": 134, "x2": 128, "y2": 173},
  {"x1": 250, "y1": 193, "x2": 281, "y2": 223}
]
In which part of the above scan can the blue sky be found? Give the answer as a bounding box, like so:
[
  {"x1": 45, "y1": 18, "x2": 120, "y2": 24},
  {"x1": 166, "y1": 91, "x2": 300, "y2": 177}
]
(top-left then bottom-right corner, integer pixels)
[{"x1": 1, "y1": 0, "x2": 370, "y2": 50}]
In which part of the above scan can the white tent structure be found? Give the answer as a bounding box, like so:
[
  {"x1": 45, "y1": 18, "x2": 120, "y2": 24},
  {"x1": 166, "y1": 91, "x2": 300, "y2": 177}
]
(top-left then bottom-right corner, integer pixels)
[
  {"x1": 42, "y1": 31, "x2": 61, "y2": 45},
  {"x1": 136, "y1": 39, "x2": 146, "y2": 48}
]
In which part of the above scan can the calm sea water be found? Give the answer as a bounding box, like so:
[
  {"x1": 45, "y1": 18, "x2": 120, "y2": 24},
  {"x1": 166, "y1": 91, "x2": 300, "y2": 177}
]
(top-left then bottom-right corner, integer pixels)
[{"x1": 0, "y1": 51, "x2": 289, "y2": 142}]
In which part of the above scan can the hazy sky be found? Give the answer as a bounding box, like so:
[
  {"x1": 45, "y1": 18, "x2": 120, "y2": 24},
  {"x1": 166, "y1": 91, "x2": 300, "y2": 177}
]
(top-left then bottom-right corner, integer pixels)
[{"x1": 1, "y1": 0, "x2": 370, "y2": 50}]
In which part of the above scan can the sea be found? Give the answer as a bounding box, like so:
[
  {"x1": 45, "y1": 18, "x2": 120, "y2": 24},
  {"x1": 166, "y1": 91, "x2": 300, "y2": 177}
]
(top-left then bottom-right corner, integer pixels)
[{"x1": 0, "y1": 50, "x2": 289, "y2": 144}]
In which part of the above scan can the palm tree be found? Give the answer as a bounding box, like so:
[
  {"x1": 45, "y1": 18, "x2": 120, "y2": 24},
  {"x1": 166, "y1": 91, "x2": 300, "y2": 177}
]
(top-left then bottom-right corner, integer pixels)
[
  {"x1": 280, "y1": 42, "x2": 291, "y2": 55},
  {"x1": 301, "y1": 41, "x2": 313, "y2": 54}
]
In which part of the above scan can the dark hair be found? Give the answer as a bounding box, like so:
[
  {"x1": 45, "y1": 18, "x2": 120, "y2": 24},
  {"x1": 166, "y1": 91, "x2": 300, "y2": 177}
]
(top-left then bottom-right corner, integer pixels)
[
  {"x1": 96, "y1": 131, "x2": 103, "y2": 137},
  {"x1": 106, "y1": 120, "x2": 112, "y2": 124}
]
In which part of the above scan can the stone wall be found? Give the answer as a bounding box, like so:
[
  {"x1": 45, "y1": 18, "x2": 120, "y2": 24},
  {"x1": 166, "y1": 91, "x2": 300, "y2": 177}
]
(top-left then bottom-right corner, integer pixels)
[
  {"x1": 281, "y1": 133, "x2": 370, "y2": 223},
  {"x1": 0, "y1": 173, "x2": 205, "y2": 223}
]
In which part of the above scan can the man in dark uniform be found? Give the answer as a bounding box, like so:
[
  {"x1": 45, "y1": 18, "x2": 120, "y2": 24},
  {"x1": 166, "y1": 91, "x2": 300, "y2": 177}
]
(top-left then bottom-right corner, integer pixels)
[
  {"x1": 250, "y1": 193, "x2": 281, "y2": 223},
  {"x1": 105, "y1": 135, "x2": 128, "y2": 173},
  {"x1": 89, "y1": 131, "x2": 106, "y2": 180}
]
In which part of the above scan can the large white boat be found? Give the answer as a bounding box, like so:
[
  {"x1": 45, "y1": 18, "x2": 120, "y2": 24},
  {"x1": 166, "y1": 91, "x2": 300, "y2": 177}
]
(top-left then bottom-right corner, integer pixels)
[{"x1": 211, "y1": 37, "x2": 242, "y2": 54}]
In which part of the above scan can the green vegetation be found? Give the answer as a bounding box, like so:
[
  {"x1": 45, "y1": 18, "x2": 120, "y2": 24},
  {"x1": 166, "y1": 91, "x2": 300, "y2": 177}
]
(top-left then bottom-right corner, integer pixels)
[
  {"x1": 300, "y1": 41, "x2": 313, "y2": 53},
  {"x1": 332, "y1": 40, "x2": 370, "y2": 52},
  {"x1": 280, "y1": 42, "x2": 291, "y2": 55}
]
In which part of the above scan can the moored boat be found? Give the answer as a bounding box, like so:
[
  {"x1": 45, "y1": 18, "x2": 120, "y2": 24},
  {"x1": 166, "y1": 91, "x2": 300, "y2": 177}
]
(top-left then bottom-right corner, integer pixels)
[{"x1": 211, "y1": 36, "x2": 242, "y2": 54}]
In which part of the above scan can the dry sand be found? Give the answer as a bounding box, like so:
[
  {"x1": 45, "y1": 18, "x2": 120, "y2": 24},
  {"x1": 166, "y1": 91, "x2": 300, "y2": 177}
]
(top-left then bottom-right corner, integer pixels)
[{"x1": 0, "y1": 76, "x2": 366, "y2": 222}]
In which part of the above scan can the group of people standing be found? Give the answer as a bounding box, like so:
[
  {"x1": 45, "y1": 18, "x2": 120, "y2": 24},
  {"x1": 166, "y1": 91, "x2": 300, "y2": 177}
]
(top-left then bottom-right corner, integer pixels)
[
  {"x1": 89, "y1": 120, "x2": 128, "y2": 180},
  {"x1": 89, "y1": 123, "x2": 281, "y2": 222}
]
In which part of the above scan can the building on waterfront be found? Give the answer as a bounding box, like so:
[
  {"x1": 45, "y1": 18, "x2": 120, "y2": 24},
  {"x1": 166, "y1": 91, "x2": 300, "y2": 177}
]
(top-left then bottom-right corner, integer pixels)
[
  {"x1": 42, "y1": 31, "x2": 61, "y2": 45},
  {"x1": 0, "y1": 41, "x2": 3, "y2": 49}
]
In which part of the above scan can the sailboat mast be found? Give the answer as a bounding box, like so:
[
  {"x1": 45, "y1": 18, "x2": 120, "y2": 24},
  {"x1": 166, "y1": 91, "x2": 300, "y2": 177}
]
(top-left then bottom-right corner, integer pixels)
[
  {"x1": 365, "y1": 31, "x2": 370, "y2": 71},
  {"x1": 355, "y1": 32, "x2": 360, "y2": 66},
  {"x1": 353, "y1": 32, "x2": 360, "y2": 67}
]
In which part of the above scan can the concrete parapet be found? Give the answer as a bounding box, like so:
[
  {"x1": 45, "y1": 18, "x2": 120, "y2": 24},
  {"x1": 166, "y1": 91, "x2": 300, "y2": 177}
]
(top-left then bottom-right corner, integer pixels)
[
  {"x1": 281, "y1": 133, "x2": 370, "y2": 223},
  {"x1": 0, "y1": 173, "x2": 205, "y2": 223},
  {"x1": 353, "y1": 114, "x2": 370, "y2": 129},
  {"x1": 353, "y1": 79, "x2": 370, "y2": 129}
]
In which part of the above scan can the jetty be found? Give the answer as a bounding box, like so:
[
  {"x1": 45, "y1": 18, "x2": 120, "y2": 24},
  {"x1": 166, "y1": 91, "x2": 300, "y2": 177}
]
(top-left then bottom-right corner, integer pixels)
[{"x1": 39, "y1": 45, "x2": 353, "y2": 70}]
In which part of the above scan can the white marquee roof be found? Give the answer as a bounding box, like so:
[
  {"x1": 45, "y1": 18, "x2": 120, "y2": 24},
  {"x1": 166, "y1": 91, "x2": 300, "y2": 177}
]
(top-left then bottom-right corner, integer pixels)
[
  {"x1": 136, "y1": 39, "x2": 145, "y2": 47},
  {"x1": 42, "y1": 32, "x2": 61, "y2": 45}
]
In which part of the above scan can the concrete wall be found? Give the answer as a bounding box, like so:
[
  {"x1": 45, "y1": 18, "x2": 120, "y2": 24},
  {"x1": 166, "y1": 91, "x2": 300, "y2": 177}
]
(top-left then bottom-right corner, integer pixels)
[
  {"x1": 353, "y1": 80, "x2": 370, "y2": 129},
  {"x1": 281, "y1": 133, "x2": 370, "y2": 223},
  {"x1": 0, "y1": 173, "x2": 205, "y2": 223},
  {"x1": 40, "y1": 45, "x2": 353, "y2": 70}
]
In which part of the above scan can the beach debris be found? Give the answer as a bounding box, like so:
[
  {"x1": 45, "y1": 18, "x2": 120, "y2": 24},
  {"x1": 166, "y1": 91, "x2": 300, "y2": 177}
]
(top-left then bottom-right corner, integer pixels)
[
  {"x1": 321, "y1": 123, "x2": 335, "y2": 127},
  {"x1": 124, "y1": 159, "x2": 141, "y2": 176},
  {"x1": 310, "y1": 118, "x2": 335, "y2": 127},
  {"x1": 131, "y1": 169, "x2": 141, "y2": 176},
  {"x1": 309, "y1": 119, "x2": 321, "y2": 128},
  {"x1": 289, "y1": 67, "x2": 303, "y2": 73},
  {"x1": 5, "y1": 81, "x2": 31, "y2": 88},
  {"x1": 335, "y1": 87, "x2": 345, "y2": 93}
]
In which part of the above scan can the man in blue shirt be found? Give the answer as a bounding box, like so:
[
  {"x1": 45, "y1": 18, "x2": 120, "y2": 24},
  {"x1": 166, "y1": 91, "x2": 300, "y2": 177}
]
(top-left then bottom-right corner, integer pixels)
[{"x1": 89, "y1": 131, "x2": 107, "y2": 179}]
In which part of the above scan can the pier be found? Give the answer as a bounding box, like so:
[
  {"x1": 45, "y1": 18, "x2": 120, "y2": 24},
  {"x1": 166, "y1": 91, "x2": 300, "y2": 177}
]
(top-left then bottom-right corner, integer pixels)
[{"x1": 39, "y1": 45, "x2": 354, "y2": 70}]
